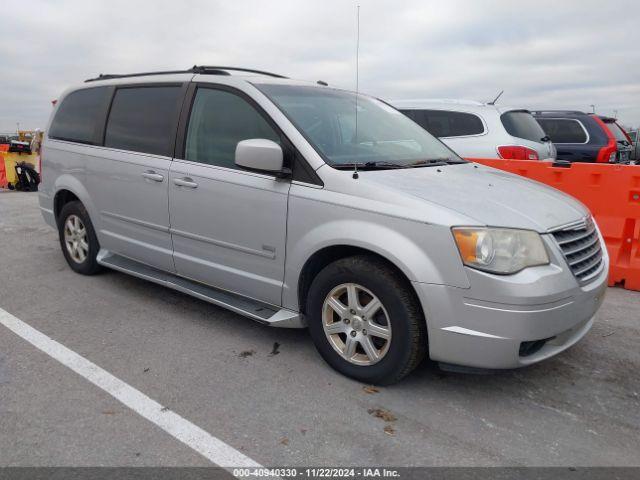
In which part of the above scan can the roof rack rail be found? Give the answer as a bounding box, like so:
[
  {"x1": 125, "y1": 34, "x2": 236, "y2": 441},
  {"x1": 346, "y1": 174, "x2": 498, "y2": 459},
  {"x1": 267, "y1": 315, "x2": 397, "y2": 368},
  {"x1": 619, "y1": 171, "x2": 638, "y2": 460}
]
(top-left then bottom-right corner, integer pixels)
[
  {"x1": 85, "y1": 69, "x2": 193, "y2": 82},
  {"x1": 85, "y1": 65, "x2": 288, "y2": 83},
  {"x1": 191, "y1": 66, "x2": 288, "y2": 79}
]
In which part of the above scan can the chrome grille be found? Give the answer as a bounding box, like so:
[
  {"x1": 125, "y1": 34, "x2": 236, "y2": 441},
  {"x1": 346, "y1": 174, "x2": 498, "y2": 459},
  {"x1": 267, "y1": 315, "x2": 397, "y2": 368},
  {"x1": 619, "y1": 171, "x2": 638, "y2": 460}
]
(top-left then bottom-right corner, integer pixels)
[{"x1": 551, "y1": 218, "x2": 604, "y2": 283}]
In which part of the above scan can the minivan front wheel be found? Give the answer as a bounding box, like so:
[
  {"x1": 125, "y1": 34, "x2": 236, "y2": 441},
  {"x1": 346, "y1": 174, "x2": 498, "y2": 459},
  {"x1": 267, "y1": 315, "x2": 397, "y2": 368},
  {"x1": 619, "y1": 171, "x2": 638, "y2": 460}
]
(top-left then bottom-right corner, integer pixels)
[
  {"x1": 57, "y1": 201, "x2": 102, "y2": 275},
  {"x1": 322, "y1": 283, "x2": 392, "y2": 366},
  {"x1": 307, "y1": 255, "x2": 427, "y2": 384}
]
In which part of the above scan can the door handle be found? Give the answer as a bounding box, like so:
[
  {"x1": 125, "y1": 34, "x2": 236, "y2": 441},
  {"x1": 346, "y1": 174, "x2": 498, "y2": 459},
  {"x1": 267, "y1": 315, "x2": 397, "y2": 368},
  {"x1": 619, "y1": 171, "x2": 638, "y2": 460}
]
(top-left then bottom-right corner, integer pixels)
[
  {"x1": 173, "y1": 177, "x2": 199, "y2": 189},
  {"x1": 142, "y1": 171, "x2": 164, "y2": 182}
]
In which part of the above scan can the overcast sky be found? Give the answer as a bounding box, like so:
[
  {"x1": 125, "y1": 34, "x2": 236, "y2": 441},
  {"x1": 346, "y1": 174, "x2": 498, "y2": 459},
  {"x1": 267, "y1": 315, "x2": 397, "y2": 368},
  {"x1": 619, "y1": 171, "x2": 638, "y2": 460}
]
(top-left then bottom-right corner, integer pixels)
[{"x1": 1, "y1": 0, "x2": 638, "y2": 132}]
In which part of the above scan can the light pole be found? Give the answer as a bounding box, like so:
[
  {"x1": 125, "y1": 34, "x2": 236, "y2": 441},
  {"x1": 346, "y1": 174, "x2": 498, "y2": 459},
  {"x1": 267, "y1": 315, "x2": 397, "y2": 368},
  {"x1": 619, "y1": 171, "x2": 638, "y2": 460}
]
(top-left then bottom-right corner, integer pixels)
[
  {"x1": 613, "y1": 109, "x2": 618, "y2": 119},
  {"x1": 590, "y1": 105, "x2": 595, "y2": 114}
]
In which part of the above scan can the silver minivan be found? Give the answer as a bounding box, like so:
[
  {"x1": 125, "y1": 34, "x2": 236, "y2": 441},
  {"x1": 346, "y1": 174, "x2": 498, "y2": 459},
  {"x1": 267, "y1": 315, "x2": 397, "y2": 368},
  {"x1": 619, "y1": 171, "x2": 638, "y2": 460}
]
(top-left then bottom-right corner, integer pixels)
[{"x1": 39, "y1": 66, "x2": 607, "y2": 384}]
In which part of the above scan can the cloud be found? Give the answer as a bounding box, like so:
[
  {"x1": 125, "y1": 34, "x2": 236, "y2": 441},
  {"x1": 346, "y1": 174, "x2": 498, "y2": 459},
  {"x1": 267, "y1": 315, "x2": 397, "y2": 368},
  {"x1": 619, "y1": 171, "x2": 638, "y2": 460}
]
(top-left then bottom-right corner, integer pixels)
[{"x1": 1, "y1": 0, "x2": 638, "y2": 132}]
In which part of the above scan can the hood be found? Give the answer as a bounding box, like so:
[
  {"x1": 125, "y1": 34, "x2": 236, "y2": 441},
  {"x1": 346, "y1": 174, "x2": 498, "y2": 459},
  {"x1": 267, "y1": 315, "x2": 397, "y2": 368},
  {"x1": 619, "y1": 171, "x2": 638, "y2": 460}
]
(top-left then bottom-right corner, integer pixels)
[{"x1": 360, "y1": 163, "x2": 588, "y2": 232}]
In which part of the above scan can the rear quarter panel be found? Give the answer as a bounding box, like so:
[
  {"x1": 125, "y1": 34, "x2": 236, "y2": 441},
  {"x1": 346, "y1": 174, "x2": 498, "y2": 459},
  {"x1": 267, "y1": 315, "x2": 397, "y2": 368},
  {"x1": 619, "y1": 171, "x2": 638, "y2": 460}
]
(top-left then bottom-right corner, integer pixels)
[
  {"x1": 441, "y1": 135, "x2": 497, "y2": 159},
  {"x1": 39, "y1": 139, "x2": 102, "y2": 235}
]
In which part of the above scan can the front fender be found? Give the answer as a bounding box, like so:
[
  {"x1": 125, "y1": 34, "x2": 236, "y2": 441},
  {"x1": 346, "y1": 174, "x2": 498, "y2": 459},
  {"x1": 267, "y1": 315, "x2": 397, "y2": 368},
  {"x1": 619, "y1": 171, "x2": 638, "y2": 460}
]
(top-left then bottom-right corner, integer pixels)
[{"x1": 282, "y1": 194, "x2": 470, "y2": 311}]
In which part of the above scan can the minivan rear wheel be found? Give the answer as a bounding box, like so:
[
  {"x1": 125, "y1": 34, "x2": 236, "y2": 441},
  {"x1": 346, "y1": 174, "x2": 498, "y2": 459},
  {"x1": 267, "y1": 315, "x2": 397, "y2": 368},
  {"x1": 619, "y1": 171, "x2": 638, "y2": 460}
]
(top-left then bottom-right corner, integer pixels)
[
  {"x1": 307, "y1": 255, "x2": 427, "y2": 384},
  {"x1": 57, "y1": 201, "x2": 102, "y2": 275}
]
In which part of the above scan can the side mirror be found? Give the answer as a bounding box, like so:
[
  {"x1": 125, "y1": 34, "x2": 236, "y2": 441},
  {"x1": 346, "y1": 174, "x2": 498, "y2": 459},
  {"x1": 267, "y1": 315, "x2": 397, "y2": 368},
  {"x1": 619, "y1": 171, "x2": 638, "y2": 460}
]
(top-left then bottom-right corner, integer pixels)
[{"x1": 235, "y1": 139, "x2": 285, "y2": 175}]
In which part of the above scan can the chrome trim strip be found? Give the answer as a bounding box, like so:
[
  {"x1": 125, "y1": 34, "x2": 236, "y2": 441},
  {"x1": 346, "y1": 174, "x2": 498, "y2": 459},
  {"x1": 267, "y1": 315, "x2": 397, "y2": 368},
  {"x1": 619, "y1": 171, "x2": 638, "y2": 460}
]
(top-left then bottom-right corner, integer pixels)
[
  {"x1": 568, "y1": 246, "x2": 600, "y2": 266},
  {"x1": 556, "y1": 227, "x2": 596, "y2": 245},
  {"x1": 170, "y1": 228, "x2": 276, "y2": 259},
  {"x1": 101, "y1": 210, "x2": 169, "y2": 233},
  {"x1": 99, "y1": 230, "x2": 174, "y2": 256},
  {"x1": 573, "y1": 252, "x2": 603, "y2": 276},
  {"x1": 441, "y1": 326, "x2": 506, "y2": 339},
  {"x1": 291, "y1": 180, "x2": 323, "y2": 189},
  {"x1": 463, "y1": 299, "x2": 574, "y2": 314},
  {"x1": 172, "y1": 158, "x2": 278, "y2": 181},
  {"x1": 577, "y1": 261, "x2": 605, "y2": 283},
  {"x1": 564, "y1": 235, "x2": 599, "y2": 256},
  {"x1": 547, "y1": 217, "x2": 589, "y2": 233}
]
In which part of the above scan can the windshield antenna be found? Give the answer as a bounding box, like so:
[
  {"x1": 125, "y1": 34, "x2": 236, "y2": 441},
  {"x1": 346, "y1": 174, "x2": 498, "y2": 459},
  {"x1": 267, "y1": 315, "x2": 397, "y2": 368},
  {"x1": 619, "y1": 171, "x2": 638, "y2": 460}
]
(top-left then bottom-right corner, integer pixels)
[
  {"x1": 487, "y1": 90, "x2": 504, "y2": 105},
  {"x1": 353, "y1": 4, "x2": 361, "y2": 180}
]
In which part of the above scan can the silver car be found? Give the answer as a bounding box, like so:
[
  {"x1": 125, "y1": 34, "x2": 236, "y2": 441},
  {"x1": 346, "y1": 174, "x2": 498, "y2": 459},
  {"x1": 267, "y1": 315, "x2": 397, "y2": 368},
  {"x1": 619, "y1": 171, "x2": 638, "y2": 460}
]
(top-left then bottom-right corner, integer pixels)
[
  {"x1": 392, "y1": 99, "x2": 557, "y2": 161},
  {"x1": 629, "y1": 130, "x2": 639, "y2": 162},
  {"x1": 39, "y1": 66, "x2": 607, "y2": 384}
]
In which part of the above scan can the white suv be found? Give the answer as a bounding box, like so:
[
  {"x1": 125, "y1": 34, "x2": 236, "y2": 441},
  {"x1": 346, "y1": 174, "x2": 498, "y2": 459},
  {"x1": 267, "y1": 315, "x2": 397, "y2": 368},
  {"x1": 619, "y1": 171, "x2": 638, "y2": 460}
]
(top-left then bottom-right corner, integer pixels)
[{"x1": 392, "y1": 99, "x2": 556, "y2": 161}]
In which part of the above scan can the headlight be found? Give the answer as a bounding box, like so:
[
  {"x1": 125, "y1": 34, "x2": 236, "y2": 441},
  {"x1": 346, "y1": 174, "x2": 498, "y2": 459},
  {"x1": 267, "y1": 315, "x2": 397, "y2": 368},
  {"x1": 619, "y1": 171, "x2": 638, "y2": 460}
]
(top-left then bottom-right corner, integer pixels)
[{"x1": 452, "y1": 227, "x2": 549, "y2": 274}]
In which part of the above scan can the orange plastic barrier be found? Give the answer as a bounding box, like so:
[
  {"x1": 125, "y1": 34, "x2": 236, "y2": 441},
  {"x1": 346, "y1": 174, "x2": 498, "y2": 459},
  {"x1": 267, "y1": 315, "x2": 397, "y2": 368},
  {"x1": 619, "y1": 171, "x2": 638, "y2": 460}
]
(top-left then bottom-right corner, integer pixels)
[
  {"x1": 0, "y1": 144, "x2": 8, "y2": 152},
  {"x1": 471, "y1": 159, "x2": 640, "y2": 291},
  {"x1": 0, "y1": 151, "x2": 7, "y2": 188}
]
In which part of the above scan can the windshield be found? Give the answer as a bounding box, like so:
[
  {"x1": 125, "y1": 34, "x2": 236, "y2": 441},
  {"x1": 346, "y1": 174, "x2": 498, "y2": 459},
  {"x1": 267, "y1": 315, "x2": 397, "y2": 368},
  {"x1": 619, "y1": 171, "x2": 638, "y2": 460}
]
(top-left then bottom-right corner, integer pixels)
[
  {"x1": 501, "y1": 110, "x2": 547, "y2": 143},
  {"x1": 256, "y1": 84, "x2": 465, "y2": 168}
]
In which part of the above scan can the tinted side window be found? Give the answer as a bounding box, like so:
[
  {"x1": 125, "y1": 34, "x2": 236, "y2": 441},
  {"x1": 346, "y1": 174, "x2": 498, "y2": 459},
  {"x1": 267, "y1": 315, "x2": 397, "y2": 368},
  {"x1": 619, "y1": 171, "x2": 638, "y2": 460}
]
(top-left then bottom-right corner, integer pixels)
[
  {"x1": 536, "y1": 118, "x2": 587, "y2": 143},
  {"x1": 501, "y1": 111, "x2": 546, "y2": 142},
  {"x1": 49, "y1": 87, "x2": 111, "y2": 144},
  {"x1": 185, "y1": 88, "x2": 280, "y2": 170},
  {"x1": 608, "y1": 122, "x2": 630, "y2": 143},
  {"x1": 105, "y1": 86, "x2": 183, "y2": 156},
  {"x1": 401, "y1": 109, "x2": 484, "y2": 137},
  {"x1": 401, "y1": 110, "x2": 420, "y2": 122}
]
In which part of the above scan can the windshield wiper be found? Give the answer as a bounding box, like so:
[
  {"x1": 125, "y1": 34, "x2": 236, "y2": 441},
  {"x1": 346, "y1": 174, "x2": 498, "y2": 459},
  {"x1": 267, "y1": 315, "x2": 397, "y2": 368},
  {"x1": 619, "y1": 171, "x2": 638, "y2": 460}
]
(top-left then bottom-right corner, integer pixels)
[
  {"x1": 333, "y1": 158, "x2": 466, "y2": 170},
  {"x1": 333, "y1": 161, "x2": 408, "y2": 170},
  {"x1": 408, "y1": 158, "x2": 466, "y2": 167}
]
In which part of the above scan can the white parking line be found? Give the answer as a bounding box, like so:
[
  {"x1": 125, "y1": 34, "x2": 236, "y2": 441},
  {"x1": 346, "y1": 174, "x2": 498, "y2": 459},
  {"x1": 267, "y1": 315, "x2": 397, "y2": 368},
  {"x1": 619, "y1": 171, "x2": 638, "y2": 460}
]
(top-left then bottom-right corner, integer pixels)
[{"x1": 0, "y1": 307, "x2": 262, "y2": 470}]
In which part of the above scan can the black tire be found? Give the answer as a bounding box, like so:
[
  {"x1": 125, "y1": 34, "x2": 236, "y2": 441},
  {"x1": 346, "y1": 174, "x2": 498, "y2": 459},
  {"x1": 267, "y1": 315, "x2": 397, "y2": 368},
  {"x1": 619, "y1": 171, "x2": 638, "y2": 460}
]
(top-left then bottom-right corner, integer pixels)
[
  {"x1": 57, "y1": 201, "x2": 103, "y2": 275},
  {"x1": 306, "y1": 255, "x2": 427, "y2": 385}
]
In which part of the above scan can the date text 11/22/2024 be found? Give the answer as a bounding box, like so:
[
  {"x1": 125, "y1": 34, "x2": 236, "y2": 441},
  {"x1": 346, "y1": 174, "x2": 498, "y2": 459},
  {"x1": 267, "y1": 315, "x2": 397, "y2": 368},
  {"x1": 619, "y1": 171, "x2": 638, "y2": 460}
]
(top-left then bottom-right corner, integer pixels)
[{"x1": 232, "y1": 467, "x2": 401, "y2": 478}]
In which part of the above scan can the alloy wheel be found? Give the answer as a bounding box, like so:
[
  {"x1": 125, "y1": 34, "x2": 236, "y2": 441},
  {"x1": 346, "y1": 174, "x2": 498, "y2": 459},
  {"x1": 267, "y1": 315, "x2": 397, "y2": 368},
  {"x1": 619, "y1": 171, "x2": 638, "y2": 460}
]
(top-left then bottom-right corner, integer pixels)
[
  {"x1": 63, "y1": 214, "x2": 89, "y2": 264},
  {"x1": 322, "y1": 283, "x2": 392, "y2": 366}
]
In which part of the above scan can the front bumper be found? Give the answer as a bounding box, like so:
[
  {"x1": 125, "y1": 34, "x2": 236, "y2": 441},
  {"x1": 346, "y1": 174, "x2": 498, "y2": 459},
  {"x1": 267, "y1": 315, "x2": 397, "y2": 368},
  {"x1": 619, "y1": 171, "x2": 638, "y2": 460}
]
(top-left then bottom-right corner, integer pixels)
[{"x1": 413, "y1": 237, "x2": 609, "y2": 369}]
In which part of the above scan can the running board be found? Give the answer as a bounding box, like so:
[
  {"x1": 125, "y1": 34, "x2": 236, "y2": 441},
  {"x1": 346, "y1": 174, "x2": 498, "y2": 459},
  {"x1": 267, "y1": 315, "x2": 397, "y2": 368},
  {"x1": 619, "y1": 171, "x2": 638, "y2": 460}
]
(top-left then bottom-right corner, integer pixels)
[{"x1": 96, "y1": 250, "x2": 304, "y2": 328}]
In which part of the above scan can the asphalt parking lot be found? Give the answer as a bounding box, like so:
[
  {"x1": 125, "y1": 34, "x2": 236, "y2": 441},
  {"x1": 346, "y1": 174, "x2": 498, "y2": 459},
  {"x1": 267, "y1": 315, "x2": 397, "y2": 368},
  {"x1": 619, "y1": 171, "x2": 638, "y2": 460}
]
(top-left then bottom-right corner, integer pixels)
[{"x1": 1, "y1": 191, "x2": 639, "y2": 467}]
